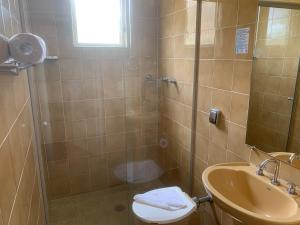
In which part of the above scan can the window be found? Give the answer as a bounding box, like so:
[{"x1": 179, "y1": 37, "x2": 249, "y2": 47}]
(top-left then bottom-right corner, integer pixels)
[{"x1": 71, "y1": 0, "x2": 128, "y2": 47}]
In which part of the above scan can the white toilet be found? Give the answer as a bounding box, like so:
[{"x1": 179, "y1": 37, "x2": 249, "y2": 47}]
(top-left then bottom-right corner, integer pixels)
[{"x1": 132, "y1": 187, "x2": 196, "y2": 225}]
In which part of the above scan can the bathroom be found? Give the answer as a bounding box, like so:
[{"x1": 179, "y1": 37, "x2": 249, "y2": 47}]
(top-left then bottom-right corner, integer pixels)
[{"x1": 0, "y1": 0, "x2": 300, "y2": 225}]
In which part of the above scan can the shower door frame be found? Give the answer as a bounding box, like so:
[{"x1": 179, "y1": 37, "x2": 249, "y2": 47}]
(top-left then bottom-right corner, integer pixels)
[{"x1": 17, "y1": 0, "x2": 50, "y2": 223}]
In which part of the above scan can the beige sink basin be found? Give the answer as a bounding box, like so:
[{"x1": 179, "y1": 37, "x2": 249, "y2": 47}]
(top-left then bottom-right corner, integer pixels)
[
  {"x1": 202, "y1": 163, "x2": 300, "y2": 225},
  {"x1": 271, "y1": 152, "x2": 300, "y2": 170}
]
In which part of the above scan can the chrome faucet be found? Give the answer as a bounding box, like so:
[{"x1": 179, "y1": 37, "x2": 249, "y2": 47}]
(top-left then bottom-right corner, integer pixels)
[
  {"x1": 256, "y1": 159, "x2": 280, "y2": 186},
  {"x1": 288, "y1": 153, "x2": 300, "y2": 165}
]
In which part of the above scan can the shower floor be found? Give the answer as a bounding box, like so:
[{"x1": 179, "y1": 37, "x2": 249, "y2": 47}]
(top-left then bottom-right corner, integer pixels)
[{"x1": 48, "y1": 173, "x2": 181, "y2": 225}]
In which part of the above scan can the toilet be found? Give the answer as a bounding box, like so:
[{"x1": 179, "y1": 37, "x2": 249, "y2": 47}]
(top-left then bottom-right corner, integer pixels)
[{"x1": 132, "y1": 187, "x2": 196, "y2": 225}]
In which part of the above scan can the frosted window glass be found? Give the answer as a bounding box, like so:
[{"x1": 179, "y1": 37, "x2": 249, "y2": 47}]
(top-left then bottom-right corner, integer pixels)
[{"x1": 72, "y1": 0, "x2": 126, "y2": 46}]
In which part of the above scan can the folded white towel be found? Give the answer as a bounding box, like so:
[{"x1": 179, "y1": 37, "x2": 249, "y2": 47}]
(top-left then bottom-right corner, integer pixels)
[{"x1": 133, "y1": 187, "x2": 187, "y2": 211}]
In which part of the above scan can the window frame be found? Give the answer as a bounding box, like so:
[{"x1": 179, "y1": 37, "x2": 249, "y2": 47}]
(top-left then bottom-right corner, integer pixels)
[{"x1": 70, "y1": 0, "x2": 129, "y2": 48}]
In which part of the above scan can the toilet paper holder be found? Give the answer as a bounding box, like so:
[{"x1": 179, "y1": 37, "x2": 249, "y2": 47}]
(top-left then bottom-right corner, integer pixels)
[{"x1": 0, "y1": 56, "x2": 58, "y2": 75}]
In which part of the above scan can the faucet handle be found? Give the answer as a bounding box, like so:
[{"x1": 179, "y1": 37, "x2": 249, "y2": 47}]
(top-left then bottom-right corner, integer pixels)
[
  {"x1": 287, "y1": 182, "x2": 298, "y2": 195},
  {"x1": 256, "y1": 165, "x2": 264, "y2": 176}
]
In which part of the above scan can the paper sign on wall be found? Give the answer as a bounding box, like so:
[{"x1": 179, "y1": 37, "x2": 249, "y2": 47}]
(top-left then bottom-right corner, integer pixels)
[{"x1": 236, "y1": 27, "x2": 250, "y2": 54}]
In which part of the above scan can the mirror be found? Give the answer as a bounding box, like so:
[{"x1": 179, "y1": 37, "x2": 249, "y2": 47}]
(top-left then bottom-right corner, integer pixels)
[{"x1": 246, "y1": 2, "x2": 300, "y2": 169}]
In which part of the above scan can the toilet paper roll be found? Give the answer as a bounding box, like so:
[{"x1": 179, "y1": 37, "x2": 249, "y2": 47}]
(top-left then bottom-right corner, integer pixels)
[
  {"x1": 0, "y1": 34, "x2": 9, "y2": 64},
  {"x1": 8, "y1": 33, "x2": 47, "y2": 65}
]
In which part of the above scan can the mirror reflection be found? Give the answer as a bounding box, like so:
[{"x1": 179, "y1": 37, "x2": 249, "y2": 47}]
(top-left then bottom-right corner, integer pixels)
[{"x1": 246, "y1": 4, "x2": 300, "y2": 169}]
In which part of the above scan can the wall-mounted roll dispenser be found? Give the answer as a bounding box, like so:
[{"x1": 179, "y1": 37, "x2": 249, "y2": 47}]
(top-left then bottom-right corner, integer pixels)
[
  {"x1": 9, "y1": 33, "x2": 46, "y2": 65},
  {"x1": 0, "y1": 33, "x2": 57, "y2": 75},
  {"x1": 209, "y1": 108, "x2": 221, "y2": 125}
]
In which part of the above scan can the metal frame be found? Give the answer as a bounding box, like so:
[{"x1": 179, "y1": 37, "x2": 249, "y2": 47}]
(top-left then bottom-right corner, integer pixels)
[
  {"x1": 189, "y1": 0, "x2": 202, "y2": 195},
  {"x1": 0, "y1": 59, "x2": 29, "y2": 75},
  {"x1": 259, "y1": 0, "x2": 300, "y2": 9},
  {"x1": 70, "y1": 0, "x2": 129, "y2": 48},
  {"x1": 0, "y1": 56, "x2": 58, "y2": 75},
  {"x1": 17, "y1": 0, "x2": 50, "y2": 223}
]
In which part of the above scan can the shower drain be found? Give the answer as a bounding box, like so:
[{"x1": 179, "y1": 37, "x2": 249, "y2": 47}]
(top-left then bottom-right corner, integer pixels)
[{"x1": 114, "y1": 204, "x2": 126, "y2": 212}]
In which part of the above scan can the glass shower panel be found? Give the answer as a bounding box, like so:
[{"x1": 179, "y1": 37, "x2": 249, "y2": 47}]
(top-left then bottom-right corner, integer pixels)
[
  {"x1": 156, "y1": 0, "x2": 197, "y2": 192},
  {"x1": 25, "y1": 0, "x2": 198, "y2": 225}
]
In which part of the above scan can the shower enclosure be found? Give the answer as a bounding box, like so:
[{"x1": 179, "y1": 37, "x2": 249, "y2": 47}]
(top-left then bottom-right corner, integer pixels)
[{"x1": 24, "y1": 0, "x2": 199, "y2": 224}]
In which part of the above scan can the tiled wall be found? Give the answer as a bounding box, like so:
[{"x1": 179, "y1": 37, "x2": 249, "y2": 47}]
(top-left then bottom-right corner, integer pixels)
[
  {"x1": 0, "y1": 0, "x2": 46, "y2": 225},
  {"x1": 27, "y1": 0, "x2": 161, "y2": 199},
  {"x1": 247, "y1": 7, "x2": 300, "y2": 153},
  {"x1": 158, "y1": 0, "x2": 197, "y2": 191},
  {"x1": 190, "y1": 0, "x2": 259, "y2": 224}
]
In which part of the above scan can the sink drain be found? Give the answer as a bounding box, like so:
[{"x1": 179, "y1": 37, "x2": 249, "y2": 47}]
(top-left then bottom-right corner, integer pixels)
[{"x1": 114, "y1": 204, "x2": 126, "y2": 212}]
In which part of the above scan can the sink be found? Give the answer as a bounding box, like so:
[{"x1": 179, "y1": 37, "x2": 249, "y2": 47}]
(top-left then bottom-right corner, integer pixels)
[
  {"x1": 270, "y1": 152, "x2": 300, "y2": 170},
  {"x1": 202, "y1": 163, "x2": 300, "y2": 225}
]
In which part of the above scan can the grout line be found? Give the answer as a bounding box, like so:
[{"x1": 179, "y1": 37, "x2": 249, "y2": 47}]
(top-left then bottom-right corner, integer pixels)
[
  {"x1": 0, "y1": 97, "x2": 30, "y2": 151},
  {"x1": 159, "y1": 5, "x2": 197, "y2": 19},
  {"x1": 25, "y1": 172, "x2": 37, "y2": 225},
  {"x1": 197, "y1": 85, "x2": 250, "y2": 96},
  {"x1": 7, "y1": 132, "x2": 34, "y2": 225}
]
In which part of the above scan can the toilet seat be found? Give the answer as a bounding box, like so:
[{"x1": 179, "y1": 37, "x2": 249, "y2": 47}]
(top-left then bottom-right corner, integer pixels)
[{"x1": 132, "y1": 187, "x2": 196, "y2": 224}]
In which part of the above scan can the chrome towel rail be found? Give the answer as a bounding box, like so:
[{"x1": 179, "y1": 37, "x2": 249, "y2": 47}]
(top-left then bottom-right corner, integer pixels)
[{"x1": 0, "y1": 56, "x2": 58, "y2": 75}]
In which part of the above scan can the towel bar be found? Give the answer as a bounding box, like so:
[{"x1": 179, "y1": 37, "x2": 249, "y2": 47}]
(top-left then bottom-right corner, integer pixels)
[{"x1": 0, "y1": 56, "x2": 59, "y2": 75}]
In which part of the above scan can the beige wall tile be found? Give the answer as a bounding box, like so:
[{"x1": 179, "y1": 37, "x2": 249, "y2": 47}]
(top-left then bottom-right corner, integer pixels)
[
  {"x1": 174, "y1": 10, "x2": 186, "y2": 35},
  {"x1": 105, "y1": 116, "x2": 125, "y2": 134},
  {"x1": 216, "y1": 0, "x2": 238, "y2": 28},
  {"x1": 70, "y1": 175, "x2": 91, "y2": 194},
  {"x1": 45, "y1": 142, "x2": 67, "y2": 162},
  {"x1": 48, "y1": 160, "x2": 69, "y2": 179},
  {"x1": 232, "y1": 61, "x2": 252, "y2": 94},
  {"x1": 214, "y1": 27, "x2": 236, "y2": 59},
  {"x1": 66, "y1": 140, "x2": 89, "y2": 159},
  {"x1": 230, "y1": 93, "x2": 249, "y2": 126},
  {"x1": 8, "y1": 120, "x2": 27, "y2": 183},
  {"x1": 211, "y1": 60, "x2": 234, "y2": 90},
  {"x1": 42, "y1": 121, "x2": 66, "y2": 143},
  {"x1": 228, "y1": 123, "x2": 250, "y2": 161},
  {"x1": 103, "y1": 75, "x2": 125, "y2": 99},
  {"x1": 160, "y1": 0, "x2": 175, "y2": 16},
  {"x1": 64, "y1": 100, "x2": 98, "y2": 121},
  {"x1": 197, "y1": 86, "x2": 212, "y2": 112},
  {"x1": 160, "y1": 15, "x2": 174, "y2": 38},
  {"x1": 0, "y1": 140, "x2": 17, "y2": 225},
  {"x1": 65, "y1": 121, "x2": 87, "y2": 139},
  {"x1": 211, "y1": 89, "x2": 231, "y2": 120},
  {"x1": 40, "y1": 102, "x2": 64, "y2": 122},
  {"x1": 238, "y1": 0, "x2": 258, "y2": 25},
  {"x1": 208, "y1": 142, "x2": 226, "y2": 165},
  {"x1": 38, "y1": 81, "x2": 62, "y2": 103},
  {"x1": 159, "y1": 37, "x2": 174, "y2": 58},
  {"x1": 196, "y1": 112, "x2": 210, "y2": 138},
  {"x1": 69, "y1": 157, "x2": 89, "y2": 176},
  {"x1": 62, "y1": 80, "x2": 97, "y2": 101},
  {"x1": 0, "y1": 80, "x2": 18, "y2": 142},
  {"x1": 210, "y1": 119, "x2": 229, "y2": 149},
  {"x1": 198, "y1": 60, "x2": 213, "y2": 86}
]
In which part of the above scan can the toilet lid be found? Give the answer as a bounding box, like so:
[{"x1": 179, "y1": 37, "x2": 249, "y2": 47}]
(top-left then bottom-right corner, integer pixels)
[{"x1": 132, "y1": 187, "x2": 196, "y2": 224}]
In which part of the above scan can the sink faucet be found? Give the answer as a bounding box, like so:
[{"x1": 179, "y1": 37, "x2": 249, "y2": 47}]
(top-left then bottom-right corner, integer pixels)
[
  {"x1": 288, "y1": 153, "x2": 300, "y2": 165},
  {"x1": 256, "y1": 159, "x2": 280, "y2": 186}
]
